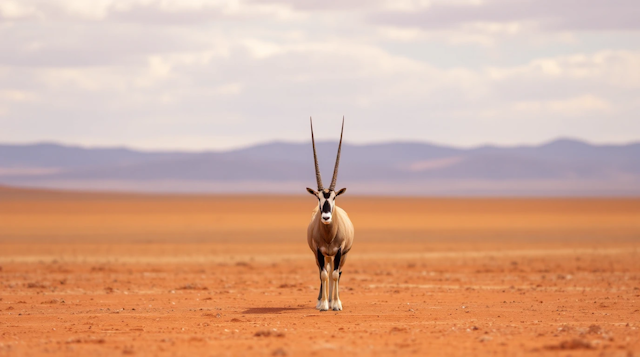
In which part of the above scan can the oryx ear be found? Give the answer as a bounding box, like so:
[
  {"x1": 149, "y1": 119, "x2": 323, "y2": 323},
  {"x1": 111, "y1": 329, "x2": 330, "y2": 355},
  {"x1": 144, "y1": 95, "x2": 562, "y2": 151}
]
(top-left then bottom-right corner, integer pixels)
[
  {"x1": 335, "y1": 188, "x2": 347, "y2": 197},
  {"x1": 306, "y1": 187, "x2": 318, "y2": 196}
]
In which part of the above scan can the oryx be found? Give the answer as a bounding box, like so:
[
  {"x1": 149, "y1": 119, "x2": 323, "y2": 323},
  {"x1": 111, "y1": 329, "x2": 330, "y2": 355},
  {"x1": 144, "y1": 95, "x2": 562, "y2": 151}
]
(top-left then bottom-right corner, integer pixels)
[{"x1": 306, "y1": 117, "x2": 354, "y2": 311}]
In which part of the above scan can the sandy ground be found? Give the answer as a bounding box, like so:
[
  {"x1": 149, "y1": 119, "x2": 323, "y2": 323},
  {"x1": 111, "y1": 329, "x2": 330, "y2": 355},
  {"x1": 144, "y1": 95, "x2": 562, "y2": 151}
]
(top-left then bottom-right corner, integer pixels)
[{"x1": 1, "y1": 187, "x2": 639, "y2": 356}]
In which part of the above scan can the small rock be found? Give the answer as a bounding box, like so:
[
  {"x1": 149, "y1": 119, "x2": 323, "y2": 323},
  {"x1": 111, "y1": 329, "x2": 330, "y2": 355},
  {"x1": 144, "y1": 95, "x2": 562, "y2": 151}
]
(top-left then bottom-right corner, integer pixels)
[
  {"x1": 255, "y1": 330, "x2": 284, "y2": 338},
  {"x1": 545, "y1": 339, "x2": 592, "y2": 350},
  {"x1": 27, "y1": 282, "x2": 47, "y2": 289},
  {"x1": 588, "y1": 325, "x2": 602, "y2": 334},
  {"x1": 177, "y1": 283, "x2": 208, "y2": 290}
]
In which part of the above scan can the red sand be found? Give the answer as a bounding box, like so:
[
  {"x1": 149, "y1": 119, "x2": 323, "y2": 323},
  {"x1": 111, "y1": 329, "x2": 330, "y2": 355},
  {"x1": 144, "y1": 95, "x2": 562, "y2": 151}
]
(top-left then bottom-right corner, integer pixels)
[{"x1": 1, "y1": 188, "x2": 639, "y2": 356}]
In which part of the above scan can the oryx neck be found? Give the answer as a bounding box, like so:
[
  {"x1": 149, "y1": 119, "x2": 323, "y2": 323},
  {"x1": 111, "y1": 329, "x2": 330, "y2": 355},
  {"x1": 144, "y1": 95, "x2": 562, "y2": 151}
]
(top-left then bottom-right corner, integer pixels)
[{"x1": 317, "y1": 206, "x2": 340, "y2": 244}]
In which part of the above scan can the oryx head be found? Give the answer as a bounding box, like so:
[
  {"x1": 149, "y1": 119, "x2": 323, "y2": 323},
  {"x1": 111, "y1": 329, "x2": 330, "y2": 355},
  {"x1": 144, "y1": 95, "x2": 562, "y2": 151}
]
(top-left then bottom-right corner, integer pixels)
[{"x1": 306, "y1": 117, "x2": 347, "y2": 225}]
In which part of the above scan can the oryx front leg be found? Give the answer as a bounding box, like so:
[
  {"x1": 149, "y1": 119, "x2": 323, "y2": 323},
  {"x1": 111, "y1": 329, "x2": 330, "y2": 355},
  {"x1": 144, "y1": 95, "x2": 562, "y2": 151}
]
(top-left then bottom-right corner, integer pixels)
[
  {"x1": 316, "y1": 248, "x2": 329, "y2": 311},
  {"x1": 331, "y1": 248, "x2": 343, "y2": 311},
  {"x1": 319, "y1": 268, "x2": 330, "y2": 311},
  {"x1": 327, "y1": 256, "x2": 334, "y2": 303}
]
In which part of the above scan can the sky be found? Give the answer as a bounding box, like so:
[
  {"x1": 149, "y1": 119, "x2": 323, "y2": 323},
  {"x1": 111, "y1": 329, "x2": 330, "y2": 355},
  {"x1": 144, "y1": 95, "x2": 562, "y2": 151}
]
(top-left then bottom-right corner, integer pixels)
[{"x1": 0, "y1": 0, "x2": 639, "y2": 151}]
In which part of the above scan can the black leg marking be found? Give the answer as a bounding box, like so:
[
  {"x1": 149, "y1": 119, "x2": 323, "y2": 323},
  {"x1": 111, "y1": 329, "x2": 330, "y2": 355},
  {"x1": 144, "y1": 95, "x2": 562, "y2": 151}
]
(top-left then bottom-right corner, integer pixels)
[
  {"x1": 339, "y1": 271, "x2": 342, "y2": 282},
  {"x1": 316, "y1": 248, "x2": 324, "y2": 270},
  {"x1": 316, "y1": 248, "x2": 324, "y2": 301},
  {"x1": 333, "y1": 248, "x2": 342, "y2": 272}
]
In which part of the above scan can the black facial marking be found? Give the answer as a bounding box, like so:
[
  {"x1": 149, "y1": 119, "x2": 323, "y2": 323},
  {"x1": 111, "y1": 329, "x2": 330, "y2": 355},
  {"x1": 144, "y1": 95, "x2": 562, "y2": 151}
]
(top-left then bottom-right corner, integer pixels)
[
  {"x1": 333, "y1": 248, "x2": 342, "y2": 272},
  {"x1": 322, "y1": 200, "x2": 331, "y2": 214},
  {"x1": 323, "y1": 191, "x2": 331, "y2": 199}
]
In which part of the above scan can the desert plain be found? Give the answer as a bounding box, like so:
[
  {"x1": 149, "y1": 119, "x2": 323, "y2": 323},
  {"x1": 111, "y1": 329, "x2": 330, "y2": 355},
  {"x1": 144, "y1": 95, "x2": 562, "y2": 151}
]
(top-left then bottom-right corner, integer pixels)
[{"x1": 0, "y1": 186, "x2": 639, "y2": 356}]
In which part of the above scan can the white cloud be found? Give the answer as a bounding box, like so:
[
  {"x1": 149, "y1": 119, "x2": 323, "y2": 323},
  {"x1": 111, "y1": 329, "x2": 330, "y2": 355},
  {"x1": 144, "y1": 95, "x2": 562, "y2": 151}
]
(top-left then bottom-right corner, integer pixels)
[
  {"x1": 0, "y1": 0, "x2": 638, "y2": 149},
  {"x1": 371, "y1": 0, "x2": 640, "y2": 32},
  {"x1": 489, "y1": 50, "x2": 640, "y2": 88},
  {"x1": 0, "y1": 89, "x2": 36, "y2": 102},
  {"x1": 242, "y1": 39, "x2": 284, "y2": 59},
  {"x1": 0, "y1": 1, "x2": 41, "y2": 19},
  {"x1": 513, "y1": 95, "x2": 611, "y2": 116}
]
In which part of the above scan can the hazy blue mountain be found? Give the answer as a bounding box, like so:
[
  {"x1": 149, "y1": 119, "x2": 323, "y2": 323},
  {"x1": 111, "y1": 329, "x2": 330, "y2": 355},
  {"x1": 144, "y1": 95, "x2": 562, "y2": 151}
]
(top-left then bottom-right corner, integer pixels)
[
  {"x1": 0, "y1": 139, "x2": 638, "y2": 195},
  {"x1": 0, "y1": 142, "x2": 190, "y2": 169}
]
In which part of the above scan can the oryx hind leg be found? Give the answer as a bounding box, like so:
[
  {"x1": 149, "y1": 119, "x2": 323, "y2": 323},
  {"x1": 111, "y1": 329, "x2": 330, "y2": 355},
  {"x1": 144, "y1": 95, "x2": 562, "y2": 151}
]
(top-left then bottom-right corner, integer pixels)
[
  {"x1": 316, "y1": 281, "x2": 322, "y2": 309},
  {"x1": 327, "y1": 256, "x2": 334, "y2": 303},
  {"x1": 331, "y1": 248, "x2": 343, "y2": 311}
]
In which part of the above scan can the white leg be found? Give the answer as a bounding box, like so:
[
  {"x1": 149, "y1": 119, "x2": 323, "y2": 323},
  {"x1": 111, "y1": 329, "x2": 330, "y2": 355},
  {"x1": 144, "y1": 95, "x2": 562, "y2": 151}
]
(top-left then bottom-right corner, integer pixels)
[
  {"x1": 330, "y1": 270, "x2": 342, "y2": 311},
  {"x1": 326, "y1": 257, "x2": 334, "y2": 302},
  {"x1": 318, "y1": 269, "x2": 329, "y2": 311}
]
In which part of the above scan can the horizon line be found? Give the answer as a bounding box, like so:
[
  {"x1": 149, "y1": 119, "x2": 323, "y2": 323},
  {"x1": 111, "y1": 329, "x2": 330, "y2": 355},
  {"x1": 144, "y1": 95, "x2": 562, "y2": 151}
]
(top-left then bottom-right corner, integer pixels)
[{"x1": 0, "y1": 136, "x2": 639, "y2": 154}]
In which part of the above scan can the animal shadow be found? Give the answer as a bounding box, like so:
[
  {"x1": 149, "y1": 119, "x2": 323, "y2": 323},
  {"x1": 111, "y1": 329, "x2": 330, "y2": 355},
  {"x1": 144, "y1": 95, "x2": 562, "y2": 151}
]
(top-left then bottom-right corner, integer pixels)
[{"x1": 242, "y1": 307, "x2": 304, "y2": 314}]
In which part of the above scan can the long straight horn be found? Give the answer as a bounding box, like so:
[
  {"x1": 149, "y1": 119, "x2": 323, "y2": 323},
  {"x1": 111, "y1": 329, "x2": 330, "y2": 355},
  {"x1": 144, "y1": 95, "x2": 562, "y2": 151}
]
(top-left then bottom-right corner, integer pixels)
[
  {"x1": 310, "y1": 117, "x2": 324, "y2": 190},
  {"x1": 329, "y1": 117, "x2": 344, "y2": 191}
]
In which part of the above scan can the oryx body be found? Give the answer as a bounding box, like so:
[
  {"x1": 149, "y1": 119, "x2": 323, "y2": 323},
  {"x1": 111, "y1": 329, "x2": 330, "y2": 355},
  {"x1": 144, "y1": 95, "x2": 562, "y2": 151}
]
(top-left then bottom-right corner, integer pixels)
[{"x1": 306, "y1": 118, "x2": 355, "y2": 311}]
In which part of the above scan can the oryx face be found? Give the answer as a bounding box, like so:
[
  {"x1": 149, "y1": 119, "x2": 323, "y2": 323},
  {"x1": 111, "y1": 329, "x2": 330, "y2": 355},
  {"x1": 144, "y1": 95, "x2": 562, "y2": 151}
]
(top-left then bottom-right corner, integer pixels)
[
  {"x1": 306, "y1": 117, "x2": 347, "y2": 225},
  {"x1": 306, "y1": 188, "x2": 347, "y2": 224}
]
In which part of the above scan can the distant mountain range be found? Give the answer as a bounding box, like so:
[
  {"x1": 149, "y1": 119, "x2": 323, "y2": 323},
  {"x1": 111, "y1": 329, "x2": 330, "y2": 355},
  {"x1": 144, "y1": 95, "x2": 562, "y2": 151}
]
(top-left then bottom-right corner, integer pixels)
[{"x1": 1, "y1": 139, "x2": 639, "y2": 196}]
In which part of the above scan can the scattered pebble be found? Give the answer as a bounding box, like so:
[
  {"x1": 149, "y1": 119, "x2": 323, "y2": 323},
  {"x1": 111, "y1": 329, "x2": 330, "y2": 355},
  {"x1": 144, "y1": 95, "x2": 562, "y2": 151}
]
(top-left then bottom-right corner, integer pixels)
[
  {"x1": 254, "y1": 330, "x2": 284, "y2": 338},
  {"x1": 544, "y1": 339, "x2": 593, "y2": 350},
  {"x1": 26, "y1": 282, "x2": 47, "y2": 289},
  {"x1": 588, "y1": 325, "x2": 602, "y2": 334},
  {"x1": 177, "y1": 283, "x2": 208, "y2": 290}
]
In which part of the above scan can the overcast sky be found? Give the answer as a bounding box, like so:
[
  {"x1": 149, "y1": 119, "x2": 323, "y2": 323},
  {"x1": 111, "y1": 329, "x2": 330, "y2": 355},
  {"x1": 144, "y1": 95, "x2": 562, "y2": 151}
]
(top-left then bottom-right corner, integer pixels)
[{"x1": 1, "y1": 0, "x2": 639, "y2": 151}]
